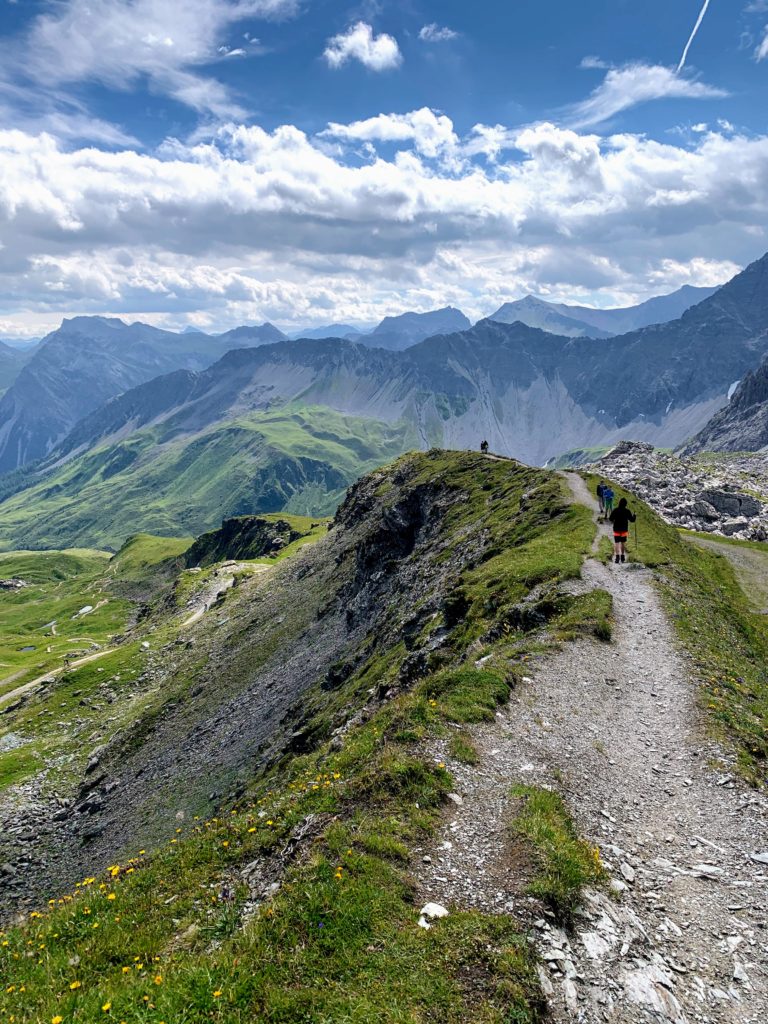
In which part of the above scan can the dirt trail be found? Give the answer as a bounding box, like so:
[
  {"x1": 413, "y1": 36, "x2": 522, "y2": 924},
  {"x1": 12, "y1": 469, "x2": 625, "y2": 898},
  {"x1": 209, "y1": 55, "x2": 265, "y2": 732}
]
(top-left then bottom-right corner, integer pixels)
[
  {"x1": 0, "y1": 647, "x2": 115, "y2": 710},
  {"x1": 684, "y1": 535, "x2": 768, "y2": 613},
  {"x1": 417, "y1": 472, "x2": 768, "y2": 1023},
  {"x1": 180, "y1": 563, "x2": 270, "y2": 627}
]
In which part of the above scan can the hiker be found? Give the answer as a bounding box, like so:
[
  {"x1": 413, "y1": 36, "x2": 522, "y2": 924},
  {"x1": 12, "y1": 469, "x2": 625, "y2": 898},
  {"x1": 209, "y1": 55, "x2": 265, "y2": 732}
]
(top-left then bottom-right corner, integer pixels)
[
  {"x1": 480, "y1": 439, "x2": 489, "y2": 454},
  {"x1": 603, "y1": 486, "x2": 615, "y2": 519},
  {"x1": 609, "y1": 497, "x2": 636, "y2": 564},
  {"x1": 596, "y1": 480, "x2": 606, "y2": 514}
]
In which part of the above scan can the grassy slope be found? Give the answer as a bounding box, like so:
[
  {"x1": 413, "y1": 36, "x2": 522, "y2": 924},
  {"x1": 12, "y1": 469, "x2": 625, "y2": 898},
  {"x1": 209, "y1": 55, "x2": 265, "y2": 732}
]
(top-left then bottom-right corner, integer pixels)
[
  {"x1": 0, "y1": 537, "x2": 198, "y2": 795},
  {"x1": 0, "y1": 451, "x2": 605, "y2": 1024},
  {"x1": 586, "y1": 473, "x2": 768, "y2": 784},
  {"x1": 0, "y1": 549, "x2": 124, "y2": 699},
  {"x1": 0, "y1": 407, "x2": 414, "y2": 552}
]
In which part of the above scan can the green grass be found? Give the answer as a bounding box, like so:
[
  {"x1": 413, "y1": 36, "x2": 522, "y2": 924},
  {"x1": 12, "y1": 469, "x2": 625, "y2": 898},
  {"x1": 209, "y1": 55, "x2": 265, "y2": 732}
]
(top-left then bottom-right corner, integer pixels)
[
  {"x1": 110, "y1": 534, "x2": 193, "y2": 577},
  {"x1": 0, "y1": 631, "x2": 548, "y2": 1023},
  {"x1": 511, "y1": 785, "x2": 605, "y2": 924},
  {"x1": 546, "y1": 446, "x2": 611, "y2": 470},
  {"x1": 0, "y1": 549, "x2": 131, "y2": 703},
  {"x1": 448, "y1": 731, "x2": 480, "y2": 764},
  {"x1": 421, "y1": 668, "x2": 512, "y2": 724},
  {"x1": 0, "y1": 745, "x2": 42, "y2": 788},
  {"x1": 552, "y1": 589, "x2": 613, "y2": 643},
  {"x1": 0, "y1": 406, "x2": 416, "y2": 551},
  {"x1": 585, "y1": 473, "x2": 768, "y2": 785}
]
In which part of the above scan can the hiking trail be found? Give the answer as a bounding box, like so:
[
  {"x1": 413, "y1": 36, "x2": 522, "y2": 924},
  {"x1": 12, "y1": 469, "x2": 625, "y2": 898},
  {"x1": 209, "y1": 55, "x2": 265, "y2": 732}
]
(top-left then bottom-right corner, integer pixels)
[{"x1": 416, "y1": 471, "x2": 768, "y2": 1023}]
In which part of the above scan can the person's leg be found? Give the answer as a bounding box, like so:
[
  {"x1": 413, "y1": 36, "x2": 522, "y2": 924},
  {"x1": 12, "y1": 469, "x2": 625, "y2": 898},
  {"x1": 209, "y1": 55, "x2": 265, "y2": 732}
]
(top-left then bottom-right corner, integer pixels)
[
  {"x1": 614, "y1": 538, "x2": 620, "y2": 563},
  {"x1": 620, "y1": 541, "x2": 626, "y2": 562}
]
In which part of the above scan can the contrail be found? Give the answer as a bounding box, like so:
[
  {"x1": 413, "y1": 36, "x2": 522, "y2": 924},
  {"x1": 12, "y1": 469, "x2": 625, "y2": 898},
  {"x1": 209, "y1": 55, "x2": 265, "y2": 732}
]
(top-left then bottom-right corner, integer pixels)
[{"x1": 677, "y1": 0, "x2": 712, "y2": 73}]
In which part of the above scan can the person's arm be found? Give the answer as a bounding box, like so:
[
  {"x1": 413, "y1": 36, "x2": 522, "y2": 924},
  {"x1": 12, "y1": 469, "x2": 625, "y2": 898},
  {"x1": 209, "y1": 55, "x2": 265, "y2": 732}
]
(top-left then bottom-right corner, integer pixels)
[
  {"x1": 608, "y1": 509, "x2": 615, "y2": 523},
  {"x1": 629, "y1": 511, "x2": 636, "y2": 522}
]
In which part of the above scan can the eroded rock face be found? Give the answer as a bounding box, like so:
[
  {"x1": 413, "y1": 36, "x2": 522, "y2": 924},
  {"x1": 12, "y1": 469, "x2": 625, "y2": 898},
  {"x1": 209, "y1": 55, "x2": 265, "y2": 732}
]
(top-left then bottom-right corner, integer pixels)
[
  {"x1": 590, "y1": 442, "x2": 768, "y2": 541},
  {"x1": 183, "y1": 516, "x2": 306, "y2": 568}
]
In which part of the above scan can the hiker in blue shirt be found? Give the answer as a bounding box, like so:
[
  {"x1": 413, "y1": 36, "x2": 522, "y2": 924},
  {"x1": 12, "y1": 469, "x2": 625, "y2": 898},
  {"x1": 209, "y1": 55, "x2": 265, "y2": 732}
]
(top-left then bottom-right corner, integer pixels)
[{"x1": 603, "y1": 485, "x2": 615, "y2": 518}]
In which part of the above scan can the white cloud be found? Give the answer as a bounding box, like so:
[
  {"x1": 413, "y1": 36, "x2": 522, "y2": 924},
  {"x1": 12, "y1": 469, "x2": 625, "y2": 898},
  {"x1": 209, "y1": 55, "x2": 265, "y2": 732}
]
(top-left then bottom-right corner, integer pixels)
[
  {"x1": 580, "y1": 56, "x2": 610, "y2": 70},
  {"x1": 569, "y1": 63, "x2": 728, "y2": 128},
  {"x1": 756, "y1": 26, "x2": 768, "y2": 59},
  {"x1": 323, "y1": 22, "x2": 402, "y2": 71},
  {"x1": 419, "y1": 24, "x2": 459, "y2": 43},
  {"x1": 4, "y1": 0, "x2": 299, "y2": 120},
  {"x1": 320, "y1": 108, "x2": 458, "y2": 158},
  {"x1": 0, "y1": 118, "x2": 766, "y2": 330}
]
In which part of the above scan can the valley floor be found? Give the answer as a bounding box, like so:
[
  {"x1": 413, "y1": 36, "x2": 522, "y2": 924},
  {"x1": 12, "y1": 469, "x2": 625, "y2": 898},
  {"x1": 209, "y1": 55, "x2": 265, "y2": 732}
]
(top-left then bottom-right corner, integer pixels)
[{"x1": 417, "y1": 473, "x2": 768, "y2": 1023}]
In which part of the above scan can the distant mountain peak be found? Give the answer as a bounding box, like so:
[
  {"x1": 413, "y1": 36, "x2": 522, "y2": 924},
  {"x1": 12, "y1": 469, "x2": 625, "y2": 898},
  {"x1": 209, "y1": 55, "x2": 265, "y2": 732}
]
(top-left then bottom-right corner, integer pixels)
[{"x1": 366, "y1": 306, "x2": 471, "y2": 351}]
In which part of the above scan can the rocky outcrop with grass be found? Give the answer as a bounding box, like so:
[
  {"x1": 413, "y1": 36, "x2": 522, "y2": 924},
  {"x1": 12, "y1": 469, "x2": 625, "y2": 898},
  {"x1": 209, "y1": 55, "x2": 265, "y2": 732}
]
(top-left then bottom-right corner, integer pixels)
[{"x1": 590, "y1": 441, "x2": 768, "y2": 540}]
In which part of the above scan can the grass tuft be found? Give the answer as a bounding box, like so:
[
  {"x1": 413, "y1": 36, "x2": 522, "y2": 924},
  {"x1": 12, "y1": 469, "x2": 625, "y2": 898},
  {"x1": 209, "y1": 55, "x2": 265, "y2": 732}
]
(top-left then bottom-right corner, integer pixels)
[
  {"x1": 449, "y1": 731, "x2": 481, "y2": 765},
  {"x1": 511, "y1": 785, "x2": 605, "y2": 924}
]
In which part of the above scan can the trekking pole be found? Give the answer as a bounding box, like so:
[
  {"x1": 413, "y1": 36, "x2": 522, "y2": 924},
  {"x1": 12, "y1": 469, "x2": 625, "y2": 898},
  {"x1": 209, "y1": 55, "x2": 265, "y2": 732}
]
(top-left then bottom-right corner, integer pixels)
[{"x1": 634, "y1": 517, "x2": 638, "y2": 554}]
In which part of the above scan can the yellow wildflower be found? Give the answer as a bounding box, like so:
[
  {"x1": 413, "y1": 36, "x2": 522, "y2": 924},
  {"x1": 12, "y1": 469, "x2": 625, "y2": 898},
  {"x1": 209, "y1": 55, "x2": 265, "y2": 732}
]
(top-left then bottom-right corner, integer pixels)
[
  {"x1": 102, "y1": 1002, "x2": 111, "y2": 1012},
  {"x1": 69, "y1": 980, "x2": 82, "y2": 990}
]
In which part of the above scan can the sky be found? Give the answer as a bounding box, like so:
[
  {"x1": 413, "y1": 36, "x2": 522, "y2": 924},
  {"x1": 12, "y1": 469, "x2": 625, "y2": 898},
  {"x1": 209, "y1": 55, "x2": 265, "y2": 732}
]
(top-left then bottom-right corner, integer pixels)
[{"x1": 0, "y1": 0, "x2": 767, "y2": 337}]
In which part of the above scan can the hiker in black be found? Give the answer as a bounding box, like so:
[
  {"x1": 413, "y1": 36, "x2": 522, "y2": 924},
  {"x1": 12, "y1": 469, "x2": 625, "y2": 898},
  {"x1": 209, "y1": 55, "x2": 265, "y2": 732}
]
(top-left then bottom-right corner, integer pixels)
[
  {"x1": 609, "y1": 497, "x2": 636, "y2": 564},
  {"x1": 480, "y1": 439, "x2": 489, "y2": 454},
  {"x1": 596, "y1": 480, "x2": 606, "y2": 515}
]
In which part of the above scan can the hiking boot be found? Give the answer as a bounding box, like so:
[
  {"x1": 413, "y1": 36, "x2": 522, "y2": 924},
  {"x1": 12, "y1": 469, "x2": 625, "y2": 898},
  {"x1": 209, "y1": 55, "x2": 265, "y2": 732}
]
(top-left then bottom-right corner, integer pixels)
[
  {"x1": 621, "y1": 554, "x2": 626, "y2": 563},
  {"x1": 614, "y1": 555, "x2": 620, "y2": 564}
]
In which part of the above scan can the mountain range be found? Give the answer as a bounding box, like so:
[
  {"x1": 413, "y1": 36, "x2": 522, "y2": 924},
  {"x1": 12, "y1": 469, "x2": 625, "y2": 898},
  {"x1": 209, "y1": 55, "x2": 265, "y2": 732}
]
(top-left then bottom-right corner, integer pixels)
[
  {"x1": 0, "y1": 317, "x2": 285, "y2": 474},
  {"x1": 0, "y1": 287, "x2": 719, "y2": 475},
  {"x1": 0, "y1": 254, "x2": 766, "y2": 548},
  {"x1": 490, "y1": 284, "x2": 717, "y2": 338}
]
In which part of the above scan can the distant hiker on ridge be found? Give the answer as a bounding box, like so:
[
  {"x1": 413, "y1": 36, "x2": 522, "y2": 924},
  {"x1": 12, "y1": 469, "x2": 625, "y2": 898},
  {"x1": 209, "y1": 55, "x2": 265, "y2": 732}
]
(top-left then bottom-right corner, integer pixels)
[
  {"x1": 480, "y1": 439, "x2": 489, "y2": 454},
  {"x1": 609, "y1": 497, "x2": 636, "y2": 564},
  {"x1": 603, "y1": 485, "x2": 615, "y2": 519},
  {"x1": 596, "y1": 480, "x2": 606, "y2": 515}
]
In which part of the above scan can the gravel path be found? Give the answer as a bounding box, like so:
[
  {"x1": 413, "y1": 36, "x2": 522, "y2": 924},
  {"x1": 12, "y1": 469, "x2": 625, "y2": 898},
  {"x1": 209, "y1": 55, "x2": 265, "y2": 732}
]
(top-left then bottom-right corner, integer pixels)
[{"x1": 416, "y1": 473, "x2": 768, "y2": 1023}]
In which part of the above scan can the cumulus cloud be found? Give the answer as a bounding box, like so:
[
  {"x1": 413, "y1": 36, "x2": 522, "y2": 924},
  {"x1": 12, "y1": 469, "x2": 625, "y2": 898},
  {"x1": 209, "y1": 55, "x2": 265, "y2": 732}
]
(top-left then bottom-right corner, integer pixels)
[
  {"x1": 0, "y1": 118, "x2": 765, "y2": 330},
  {"x1": 569, "y1": 63, "x2": 728, "y2": 128},
  {"x1": 323, "y1": 22, "x2": 402, "y2": 71},
  {"x1": 419, "y1": 24, "x2": 459, "y2": 43},
  {"x1": 3, "y1": 0, "x2": 299, "y2": 120},
  {"x1": 320, "y1": 108, "x2": 458, "y2": 158}
]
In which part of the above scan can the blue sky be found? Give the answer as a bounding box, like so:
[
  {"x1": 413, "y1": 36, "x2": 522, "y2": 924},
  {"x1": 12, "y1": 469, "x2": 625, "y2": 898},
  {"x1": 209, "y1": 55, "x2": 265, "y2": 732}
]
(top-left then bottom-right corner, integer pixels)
[{"x1": 0, "y1": 0, "x2": 766, "y2": 335}]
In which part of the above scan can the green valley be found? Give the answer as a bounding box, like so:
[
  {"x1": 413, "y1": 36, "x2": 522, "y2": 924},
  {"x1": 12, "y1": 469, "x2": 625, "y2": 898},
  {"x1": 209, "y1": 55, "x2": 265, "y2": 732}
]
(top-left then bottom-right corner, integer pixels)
[{"x1": 0, "y1": 406, "x2": 413, "y2": 551}]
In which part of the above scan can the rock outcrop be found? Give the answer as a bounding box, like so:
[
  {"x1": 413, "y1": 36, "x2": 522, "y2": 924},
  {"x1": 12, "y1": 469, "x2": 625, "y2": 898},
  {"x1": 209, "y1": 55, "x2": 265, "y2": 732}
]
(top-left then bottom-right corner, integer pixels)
[
  {"x1": 183, "y1": 516, "x2": 306, "y2": 567},
  {"x1": 590, "y1": 441, "x2": 768, "y2": 541}
]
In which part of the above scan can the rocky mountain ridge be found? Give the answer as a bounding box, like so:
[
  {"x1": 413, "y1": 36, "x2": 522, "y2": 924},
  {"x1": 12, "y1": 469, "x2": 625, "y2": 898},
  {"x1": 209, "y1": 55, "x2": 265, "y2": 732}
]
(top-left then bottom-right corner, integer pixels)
[
  {"x1": 682, "y1": 355, "x2": 768, "y2": 455},
  {"x1": 0, "y1": 318, "x2": 286, "y2": 474},
  {"x1": 506, "y1": 284, "x2": 718, "y2": 337}
]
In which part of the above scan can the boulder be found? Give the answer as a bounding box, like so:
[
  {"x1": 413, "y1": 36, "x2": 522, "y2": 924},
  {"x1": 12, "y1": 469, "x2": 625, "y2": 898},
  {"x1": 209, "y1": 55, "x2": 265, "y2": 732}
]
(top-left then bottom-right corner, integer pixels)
[
  {"x1": 721, "y1": 519, "x2": 750, "y2": 537},
  {"x1": 698, "y1": 489, "x2": 761, "y2": 518}
]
